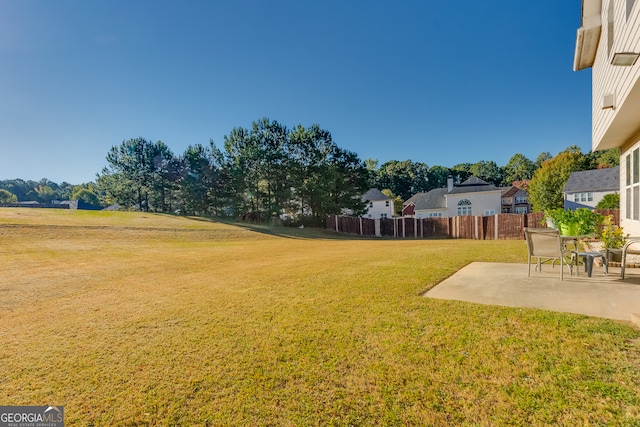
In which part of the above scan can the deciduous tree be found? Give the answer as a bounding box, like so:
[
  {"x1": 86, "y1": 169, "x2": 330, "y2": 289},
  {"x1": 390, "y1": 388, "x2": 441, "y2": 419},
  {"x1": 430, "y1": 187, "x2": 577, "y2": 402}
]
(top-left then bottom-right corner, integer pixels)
[
  {"x1": 72, "y1": 188, "x2": 100, "y2": 205},
  {"x1": 426, "y1": 165, "x2": 450, "y2": 191},
  {"x1": 0, "y1": 189, "x2": 17, "y2": 203},
  {"x1": 528, "y1": 150, "x2": 585, "y2": 212},
  {"x1": 381, "y1": 189, "x2": 403, "y2": 216},
  {"x1": 469, "y1": 160, "x2": 501, "y2": 185},
  {"x1": 597, "y1": 193, "x2": 620, "y2": 209},
  {"x1": 502, "y1": 153, "x2": 535, "y2": 185},
  {"x1": 374, "y1": 160, "x2": 429, "y2": 200},
  {"x1": 451, "y1": 163, "x2": 472, "y2": 184}
]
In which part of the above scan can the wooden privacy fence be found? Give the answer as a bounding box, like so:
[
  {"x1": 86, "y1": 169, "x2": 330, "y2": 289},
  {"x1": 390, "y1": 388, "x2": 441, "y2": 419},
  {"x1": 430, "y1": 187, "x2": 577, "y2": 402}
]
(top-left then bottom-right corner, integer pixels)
[
  {"x1": 326, "y1": 210, "x2": 620, "y2": 240},
  {"x1": 0, "y1": 203, "x2": 69, "y2": 209}
]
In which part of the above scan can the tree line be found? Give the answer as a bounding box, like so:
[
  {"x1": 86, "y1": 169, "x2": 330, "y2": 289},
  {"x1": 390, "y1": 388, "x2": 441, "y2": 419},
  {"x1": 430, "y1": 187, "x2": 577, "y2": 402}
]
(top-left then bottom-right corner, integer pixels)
[
  {"x1": 365, "y1": 145, "x2": 619, "y2": 215},
  {"x1": 95, "y1": 118, "x2": 370, "y2": 225},
  {"x1": 0, "y1": 179, "x2": 99, "y2": 206},
  {"x1": 0, "y1": 117, "x2": 621, "y2": 223}
]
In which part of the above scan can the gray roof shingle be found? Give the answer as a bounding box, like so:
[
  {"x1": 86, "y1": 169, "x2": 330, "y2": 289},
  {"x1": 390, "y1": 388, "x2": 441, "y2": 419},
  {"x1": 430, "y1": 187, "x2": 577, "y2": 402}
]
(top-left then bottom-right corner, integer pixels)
[
  {"x1": 562, "y1": 166, "x2": 619, "y2": 193},
  {"x1": 447, "y1": 177, "x2": 500, "y2": 195},
  {"x1": 414, "y1": 188, "x2": 448, "y2": 210},
  {"x1": 403, "y1": 176, "x2": 500, "y2": 210},
  {"x1": 361, "y1": 188, "x2": 391, "y2": 202}
]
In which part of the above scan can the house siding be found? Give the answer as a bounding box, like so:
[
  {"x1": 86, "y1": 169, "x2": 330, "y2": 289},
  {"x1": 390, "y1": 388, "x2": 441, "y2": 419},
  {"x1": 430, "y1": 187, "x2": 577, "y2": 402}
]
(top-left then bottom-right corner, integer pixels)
[
  {"x1": 364, "y1": 200, "x2": 394, "y2": 219},
  {"x1": 565, "y1": 189, "x2": 618, "y2": 209},
  {"x1": 414, "y1": 208, "x2": 446, "y2": 218},
  {"x1": 361, "y1": 188, "x2": 394, "y2": 219},
  {"x1": 585, "y1": 0, "x2": 640, "y2": 235},
  {"x1": 620, "y1": 140, "x2": 640, "y2": 234},
  {"x1": 402, "y1": 203, "x2": 415, "y2": 217},
  {"x1": 501, "y1": 188, "x2": 530, "y2": 214},
  {"x1": 444, "y1": 191, "x2": 502, "y2": 217},
  {"x1": 593, "y1": 0, "x2": 640, "y2": 150}
]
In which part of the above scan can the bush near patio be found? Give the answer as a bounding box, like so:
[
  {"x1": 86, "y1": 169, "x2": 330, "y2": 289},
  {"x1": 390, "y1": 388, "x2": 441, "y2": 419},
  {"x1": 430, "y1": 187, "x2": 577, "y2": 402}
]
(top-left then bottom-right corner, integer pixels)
[
  {"x1": 544, "y1": 208, "x2": 604, "y2": 236},
  {"x1": 1, "y1": 208, "x2": 639, "y2": 426}
]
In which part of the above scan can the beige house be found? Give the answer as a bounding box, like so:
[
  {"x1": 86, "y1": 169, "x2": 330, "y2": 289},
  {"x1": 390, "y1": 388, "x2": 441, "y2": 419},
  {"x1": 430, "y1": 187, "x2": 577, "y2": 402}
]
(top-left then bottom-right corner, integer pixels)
[
  {"x1": 402, "y1": 176, "x2": 502, "y2": 218},
  {"x1": 574, "y1": 0, "x2": 640, "y2": 234}
]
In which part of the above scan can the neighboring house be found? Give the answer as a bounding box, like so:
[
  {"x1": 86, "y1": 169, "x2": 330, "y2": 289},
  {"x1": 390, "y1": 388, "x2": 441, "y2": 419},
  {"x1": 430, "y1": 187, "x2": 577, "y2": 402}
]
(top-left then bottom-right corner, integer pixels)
[
  {"x1": 500, "y1": 186, "x2": 531, "y2": 214},
  {"x1": 361, "y1": 188, "x2": 394, "y2": 219},
  {"x1": 403, "y1": 188, "x2": 448, "y2": 218},
  {"x1": 573, "y1": 0, "x2": 640, "y2": 234},
  {"x1": 402, "y1": 176, "x2": 502, "y2": 218},
  {"x1": 562, "y1": 166, "x2": 620, "y2": 209}
]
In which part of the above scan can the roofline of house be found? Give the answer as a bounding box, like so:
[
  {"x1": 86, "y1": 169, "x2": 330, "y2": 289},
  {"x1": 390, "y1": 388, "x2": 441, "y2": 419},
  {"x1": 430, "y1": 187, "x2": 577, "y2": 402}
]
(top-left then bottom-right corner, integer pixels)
[{"x1": 573, "y1": 0, "x2": 602, "y2": 71}]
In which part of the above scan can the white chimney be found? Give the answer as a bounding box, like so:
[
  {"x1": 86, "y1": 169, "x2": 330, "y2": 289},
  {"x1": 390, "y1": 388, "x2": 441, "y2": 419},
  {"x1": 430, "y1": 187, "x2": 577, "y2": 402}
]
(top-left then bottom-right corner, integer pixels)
[{"x1": 447, "y1": 175, "x2": 454, "y2": 192}]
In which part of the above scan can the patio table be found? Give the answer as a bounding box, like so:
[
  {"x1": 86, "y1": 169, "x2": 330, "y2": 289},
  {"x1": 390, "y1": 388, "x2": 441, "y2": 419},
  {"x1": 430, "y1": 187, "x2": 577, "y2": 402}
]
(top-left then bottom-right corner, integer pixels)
[
  {"x1": 575, "y1": 251, "x2": 607, "y2": 277},
  {"x1": 559, "y1": 235, "x2": 593, "y2": 275}
]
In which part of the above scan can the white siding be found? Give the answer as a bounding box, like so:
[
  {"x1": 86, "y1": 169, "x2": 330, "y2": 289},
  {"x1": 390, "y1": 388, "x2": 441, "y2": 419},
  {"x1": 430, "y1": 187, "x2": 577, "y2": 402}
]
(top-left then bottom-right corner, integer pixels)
[
  {"x1": 588, "y1": 0, "x2": 640, "y2": 235},
  {"x1": 566, "y1": 190, "x2": 618, "y2": 208},
  {"x1": 414, "y1": 209, "x2": 446, "y2": 218},
  {"x1": 592, "y1": 0, "x2": 640, "y2": 150},
  {"x1": 621, "y1": 140, "x2": 640, "y2": 235},
  {"x1": 363, "y1": 200, "x2": 394, "y2": 219}
]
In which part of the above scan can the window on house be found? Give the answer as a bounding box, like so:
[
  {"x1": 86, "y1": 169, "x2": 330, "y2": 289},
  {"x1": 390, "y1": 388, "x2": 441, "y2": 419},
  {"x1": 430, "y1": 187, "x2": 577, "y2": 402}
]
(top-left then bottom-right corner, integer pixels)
[
  {"x1": 484, "y1": 209, "x2": 496, "y2": 216},
  {"x1": 626, "y1": 149, "x2": 640, "y2": 220},
  {"x1": 369, "y1": 202, "x2": 373, "y2": 208},
  {"x1": 515, "y1": 196, "x2": 527, "y2": 203},
  {"x1": 575, "y1": 192, "x2": 594, "y2": 202},
  {"x1": 428, "y1": 212, "x2": 442, "y2": 217},
  {"x1": 634, "y1": 149, "x2": 639, "y2": 184},
  {"x1": 385, "y1": 201, "x2": 389, "y2": 207},
  {"x1": 515, "y1": 206, "x2": 528, "y2": 214},
  {"x1": 381, "y1": 213, "x2": 387, "y2": 219},
  {"x1": 457, "y1": 199, "x2": 472, "y2": 216},
  {"x1": 608, "y1": 0, "x2": 615, "y2": 57}
]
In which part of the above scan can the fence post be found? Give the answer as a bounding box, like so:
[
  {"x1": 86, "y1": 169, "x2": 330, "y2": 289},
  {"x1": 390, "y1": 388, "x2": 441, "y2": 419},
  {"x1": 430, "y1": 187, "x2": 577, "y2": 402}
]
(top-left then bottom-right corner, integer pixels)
[{"x1": 495, "y1": 214, "x2": 499, "y2": 240}]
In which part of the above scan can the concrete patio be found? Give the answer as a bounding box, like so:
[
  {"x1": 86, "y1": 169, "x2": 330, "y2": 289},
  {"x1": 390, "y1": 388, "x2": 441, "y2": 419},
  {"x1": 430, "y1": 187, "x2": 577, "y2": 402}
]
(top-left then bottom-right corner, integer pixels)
[{"x1": 424, "y1": 261, "x2": 640, "y2": 327}]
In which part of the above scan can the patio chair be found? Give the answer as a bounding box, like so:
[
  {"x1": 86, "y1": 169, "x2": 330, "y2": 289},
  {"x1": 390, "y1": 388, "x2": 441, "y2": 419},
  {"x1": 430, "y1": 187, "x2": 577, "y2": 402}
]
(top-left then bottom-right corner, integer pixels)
[
  {"x1": 620, "y1": 238, "x2": 640, "y2": 279},
  {"x1": 524, "y1": 227, "x2": 575, "y2": 280}
]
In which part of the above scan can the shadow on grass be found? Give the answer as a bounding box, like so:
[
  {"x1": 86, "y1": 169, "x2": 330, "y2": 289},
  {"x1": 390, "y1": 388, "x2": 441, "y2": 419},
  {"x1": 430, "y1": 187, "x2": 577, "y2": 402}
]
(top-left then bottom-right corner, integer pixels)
[{"x1": 181, "y1": 214, "x2": 375, "y2": 240}]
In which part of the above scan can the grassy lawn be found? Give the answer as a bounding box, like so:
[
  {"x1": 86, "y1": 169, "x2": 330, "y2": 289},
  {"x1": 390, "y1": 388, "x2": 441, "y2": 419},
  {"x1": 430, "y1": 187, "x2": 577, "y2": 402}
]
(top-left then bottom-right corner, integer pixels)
[{"x1": 1, "y1": 208, "x2": 639, "y2": 426}]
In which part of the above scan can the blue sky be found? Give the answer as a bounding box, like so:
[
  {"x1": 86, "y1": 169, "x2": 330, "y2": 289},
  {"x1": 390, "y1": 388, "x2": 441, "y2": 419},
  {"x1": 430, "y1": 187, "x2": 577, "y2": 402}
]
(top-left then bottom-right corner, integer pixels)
[{"x1": 0, "y1": 0, "x2": 590, "y2": 184}]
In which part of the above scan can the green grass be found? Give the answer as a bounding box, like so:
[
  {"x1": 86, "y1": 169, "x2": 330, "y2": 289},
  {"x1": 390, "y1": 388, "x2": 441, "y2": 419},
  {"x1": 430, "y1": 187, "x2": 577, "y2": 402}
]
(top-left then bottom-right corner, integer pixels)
[{"x1": 1, "y1": 208, "x2": 639, "y2": 426}]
